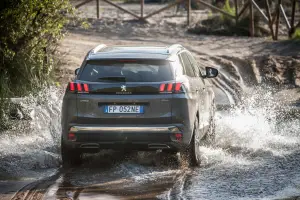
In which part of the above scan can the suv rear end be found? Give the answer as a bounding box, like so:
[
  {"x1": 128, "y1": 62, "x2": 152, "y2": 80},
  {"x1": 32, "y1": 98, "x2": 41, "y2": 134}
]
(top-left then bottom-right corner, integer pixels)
[{"x1": 61, "y1": 45, "x2": 196, "y2": 165}]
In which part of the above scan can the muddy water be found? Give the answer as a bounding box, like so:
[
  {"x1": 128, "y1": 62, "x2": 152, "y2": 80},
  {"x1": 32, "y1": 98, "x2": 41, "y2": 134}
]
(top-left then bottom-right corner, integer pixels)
[{"x1": 1, "y1": 85, "x2": 300, "y2": 200}]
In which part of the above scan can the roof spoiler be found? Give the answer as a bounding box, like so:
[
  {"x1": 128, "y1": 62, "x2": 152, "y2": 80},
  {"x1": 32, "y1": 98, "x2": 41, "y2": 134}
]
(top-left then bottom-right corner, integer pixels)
[
  {"x1": 167, "y1": 44, "x2": 183, "y2": 54},
  {"x1": 91, "y1": 44, "x2": 107, "y2": 54}
]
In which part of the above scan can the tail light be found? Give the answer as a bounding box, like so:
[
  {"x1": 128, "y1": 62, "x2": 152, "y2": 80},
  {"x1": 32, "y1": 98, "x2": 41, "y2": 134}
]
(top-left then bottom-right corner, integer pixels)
[
  {"x1": 77, "y1": 83, "x2": 82, "y2": 92},
  {"x1": 83, "y1": 83, "x2": 89, "y2": 92},
  {"x1": 68, "y1": 132, "x2": 76, "y2": 141},
  {"x1": 69, "y1": 82, "x2": 75, "y2": 91},
  {"x1": 167, "y1": 83, "x2": 173, "y2": 92},
  {"x1": 159, "y1": 82, "x2": 184, "y2": 93},
  {"x1": 159, "y1": 83, "x2": 166, "y2": 92},
  {"x1": 171, "y1": 132, "x2": 183, "y2": 142},
  {"x1": 175, "y1": 133, "x2": 183, "y2": 141},
  {"x1": 68, "y1": 82, "x2": 89, "y2": 93}
]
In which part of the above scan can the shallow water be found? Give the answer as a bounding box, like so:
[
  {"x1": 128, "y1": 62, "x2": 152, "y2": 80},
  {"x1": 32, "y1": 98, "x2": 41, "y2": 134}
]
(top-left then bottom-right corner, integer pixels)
[{"x1": 1, "y1": 86, "x2": 300, "y2": 200}]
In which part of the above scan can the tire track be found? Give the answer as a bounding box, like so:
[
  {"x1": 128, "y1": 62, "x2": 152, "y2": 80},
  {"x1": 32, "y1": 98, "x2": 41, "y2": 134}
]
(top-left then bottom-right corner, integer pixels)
[{"x1": 10, "y1": 171, "x2": 62, "y2": 200}]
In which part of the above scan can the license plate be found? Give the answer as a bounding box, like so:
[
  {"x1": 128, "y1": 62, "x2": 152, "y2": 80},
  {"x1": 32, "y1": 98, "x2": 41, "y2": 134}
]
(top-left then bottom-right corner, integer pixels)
[{"x1": 104, "y1": 105, "x2": 144, "y2": 114}]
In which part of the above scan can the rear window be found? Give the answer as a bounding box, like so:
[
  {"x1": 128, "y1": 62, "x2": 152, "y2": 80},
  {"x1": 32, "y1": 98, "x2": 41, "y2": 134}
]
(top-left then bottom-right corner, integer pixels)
[{"x1": 79, "y1": 60, "x2": 174, "y2": 82}]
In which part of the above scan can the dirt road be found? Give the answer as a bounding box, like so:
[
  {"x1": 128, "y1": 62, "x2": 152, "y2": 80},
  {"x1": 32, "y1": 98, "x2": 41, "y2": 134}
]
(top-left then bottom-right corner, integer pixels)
[{"x1": 1, "y1": 1, "x2": 300, "y2": 200}]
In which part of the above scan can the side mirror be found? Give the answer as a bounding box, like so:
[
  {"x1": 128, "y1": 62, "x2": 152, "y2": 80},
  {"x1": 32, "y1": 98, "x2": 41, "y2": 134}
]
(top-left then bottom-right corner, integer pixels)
[
  {"x1": 204, "y1": 67, "x2": 218, "y2": 78},
  {"x1": 75, "y1": 68, "x2": 80, "y2": 75}
]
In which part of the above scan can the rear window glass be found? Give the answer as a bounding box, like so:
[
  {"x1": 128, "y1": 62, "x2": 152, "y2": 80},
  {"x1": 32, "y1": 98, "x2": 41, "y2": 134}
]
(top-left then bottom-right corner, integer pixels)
[{"x1": 79, "y1": 60, "x2": 174, "y2": 82}]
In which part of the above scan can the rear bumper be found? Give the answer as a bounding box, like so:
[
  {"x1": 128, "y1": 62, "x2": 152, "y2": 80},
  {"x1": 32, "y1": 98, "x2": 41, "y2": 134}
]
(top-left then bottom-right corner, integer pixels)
[
  {"x1": 62, "y1": 124, "x2": 188, "y2": 152},
  {"x1": 69, "y1": 125, "x2": 181, "y2": 134}
]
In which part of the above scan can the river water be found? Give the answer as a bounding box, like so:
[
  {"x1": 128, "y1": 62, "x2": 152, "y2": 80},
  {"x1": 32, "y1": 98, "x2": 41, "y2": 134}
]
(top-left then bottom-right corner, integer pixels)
[{"x1": 0, "y1": 85, "x2": 300, "y2": 200}]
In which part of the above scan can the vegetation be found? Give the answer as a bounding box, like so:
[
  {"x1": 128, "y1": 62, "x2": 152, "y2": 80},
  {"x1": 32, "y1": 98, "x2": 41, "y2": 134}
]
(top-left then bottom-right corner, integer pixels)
[
  {"x1": 220, "y1": 0, "x2": 235, "y2": 21},
  {"x1": 189, "y1": 0, "x2": 265, "y2": 37},
  {"x1": 0, "y1": 0, "x2": 74, "y2": 129},
  {"x1": 292, "y1": 28, "x2": 300, "y2": 40}
]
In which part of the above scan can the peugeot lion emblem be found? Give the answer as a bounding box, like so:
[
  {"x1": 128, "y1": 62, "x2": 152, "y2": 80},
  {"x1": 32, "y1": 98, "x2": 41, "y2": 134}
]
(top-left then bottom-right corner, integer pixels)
[{"x1": 121, "y1": 85, "x2": 126, "y2": 92}]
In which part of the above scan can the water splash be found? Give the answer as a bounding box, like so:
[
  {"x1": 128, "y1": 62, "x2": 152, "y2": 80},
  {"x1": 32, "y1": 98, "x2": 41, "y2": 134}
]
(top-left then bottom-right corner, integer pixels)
[
  {"x1": 199, "y1": 86, "x2": 300, "y2": 167},
  {"x1": 182, "y1": 86, "x2": 300, "y2": 200},
  {"x1": 0, "y1": 86, "x2": 63, "y2": 178},
  {"x1": 0, "y1": 83, "x2": 299, "y2": 200}
]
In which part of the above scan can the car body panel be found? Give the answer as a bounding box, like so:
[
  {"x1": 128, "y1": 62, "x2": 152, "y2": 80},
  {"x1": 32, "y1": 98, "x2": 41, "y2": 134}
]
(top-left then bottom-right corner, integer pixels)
[
  {"x1": 61, "y1": 44, "x2": 217, "y2": 153},
  {"x1": 76, "y1": 93, "x2": 172, "y2": 125}
]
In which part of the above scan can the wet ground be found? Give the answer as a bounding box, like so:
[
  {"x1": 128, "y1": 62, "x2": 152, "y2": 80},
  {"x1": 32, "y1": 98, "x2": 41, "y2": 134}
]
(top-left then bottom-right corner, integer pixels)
[
  {"x1": 1, "y1": 105, "x2": 300, "y2": 200},
  {"x1": 44, "y1": 115, "x2": 300, "y2": 200}
]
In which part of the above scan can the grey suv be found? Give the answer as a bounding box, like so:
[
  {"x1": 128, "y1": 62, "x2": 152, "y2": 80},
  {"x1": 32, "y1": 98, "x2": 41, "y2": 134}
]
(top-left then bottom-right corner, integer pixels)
[{"x1": 61, "y1": 44, "x2": 218, "y2": 166}]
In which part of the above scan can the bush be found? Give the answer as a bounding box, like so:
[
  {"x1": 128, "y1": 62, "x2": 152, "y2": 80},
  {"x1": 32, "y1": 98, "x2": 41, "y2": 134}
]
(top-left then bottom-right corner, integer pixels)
[
  {"x1": 0, "y1": 0, "x2": 73, "y2": 97},
  {"x1": 188, "y1": 0, "x2": 269, "y2": 37},
  {"x1": 0, "y1": 0, "x2": 74, "y2": 129},
  {"x1": 220, "y1": 0, "x2": 235, "y2": 21},
  {"x1": 292, "y1": 28, "x2": 300, "y2": 40}
]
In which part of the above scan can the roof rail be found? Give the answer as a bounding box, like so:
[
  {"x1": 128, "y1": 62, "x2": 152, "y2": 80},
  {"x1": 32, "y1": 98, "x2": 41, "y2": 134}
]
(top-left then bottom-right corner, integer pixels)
[
  {"x1": 167, "y1": 44, "x2": 183, "y2": 54},
  {"x1": 91, "y1": 44, "x2": 107, "y2": 54}
]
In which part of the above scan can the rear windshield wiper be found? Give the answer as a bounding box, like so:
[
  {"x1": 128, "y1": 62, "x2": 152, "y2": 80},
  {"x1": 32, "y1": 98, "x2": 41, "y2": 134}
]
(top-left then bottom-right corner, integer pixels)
[{"x1": 98, "y1": 76, "x2": 126, "y2": 82}]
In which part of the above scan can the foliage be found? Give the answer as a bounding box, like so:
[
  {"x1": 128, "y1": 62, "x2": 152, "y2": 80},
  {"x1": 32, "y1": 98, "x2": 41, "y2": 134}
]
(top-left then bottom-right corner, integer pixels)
[
  {"x1": 188, "y1": 1, "x2": 265, "y2": 37},
  {"x1": 0, "y1": 0, "x2": 74, "y2": 98},
  {"x1": 223, "y1": 0, "x2": 235, "y2": 16},
  {"x1": 220, "y1": 0, "x2": 235, "y2": 21},
  {"x1": 0, "y1": 0, "x2": 74, "y2": 129},
  {"x1": 292, "y1": 28, "x2": 300, "y2": 40}
]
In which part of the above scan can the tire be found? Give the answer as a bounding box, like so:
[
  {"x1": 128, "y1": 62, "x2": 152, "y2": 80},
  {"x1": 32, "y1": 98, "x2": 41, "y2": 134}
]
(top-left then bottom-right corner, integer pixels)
[
  {"x1": 120, "y1": 149, "x2": 133, "y2": 160},
  {"x1": 208, "y1": 112, "x2": 216, "y2": 144},
  {"x1": 202, "y1": 101, "x2": 216, "y2": 145},
  {"x1": 182, "y1": 119, "x2": 201, "y2": 167},
  {"x1": 162, "y1": 149, "x2": 178, "y2": 155},
  {"x1": 61, "y1": 142, "x2": 82, "y2": 168}
]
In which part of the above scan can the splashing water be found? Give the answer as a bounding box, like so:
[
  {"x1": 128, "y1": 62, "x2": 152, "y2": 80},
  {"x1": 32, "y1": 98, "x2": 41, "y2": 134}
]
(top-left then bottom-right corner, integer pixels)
[
  {"x1": 0, "y1": 86, "x2": 63, "y2": 178},
  {"x1": 199, "y1": 86, "x2": 300, "y2": 166},
  {"x1": 182, "y1": 86, "x2": 300, "y2": 200},
  {"x1": 0, "y1": 84, "x2": 299, "y2": 200}
]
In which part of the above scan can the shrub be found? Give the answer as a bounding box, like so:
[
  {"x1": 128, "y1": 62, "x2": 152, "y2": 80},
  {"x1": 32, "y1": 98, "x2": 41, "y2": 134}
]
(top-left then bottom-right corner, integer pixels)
[
  {"x1": 188, "y1": 0, "x2": 266, "y2": 37},
  {"x1": 0, "y1": 0, "x2": 74, "y2": 129},
  {"x1": 223, "y1": 0, "x2": 235, "y2": 15},
  {"x1": 0, "y1": 0, "x2": 74, "y2": 97},
  {"x1": 292, "y1": 28, "x2": 300, "y2": 40},
  {"x1": 220, "y1": 0, "x2": 235, "y2": 22}
]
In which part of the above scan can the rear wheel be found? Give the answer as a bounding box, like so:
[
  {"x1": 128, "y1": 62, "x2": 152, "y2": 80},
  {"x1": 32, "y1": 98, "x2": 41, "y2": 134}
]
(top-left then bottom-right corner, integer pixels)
[
  {"x1": 120, "y1": 149, "x2": 134, "y2": 160},
  {"x1": 202, "y1": 101, "x2": 216, "y2": 145},
  {"x1": 162, "y1": 149, "x2": 178, "y2": 155},
  {"x1": 61, "y1": 142, "x2": 82, "y2": 168},
  {"x1": 182, "y1": 119, "x2": 201, "y2": 167}
]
